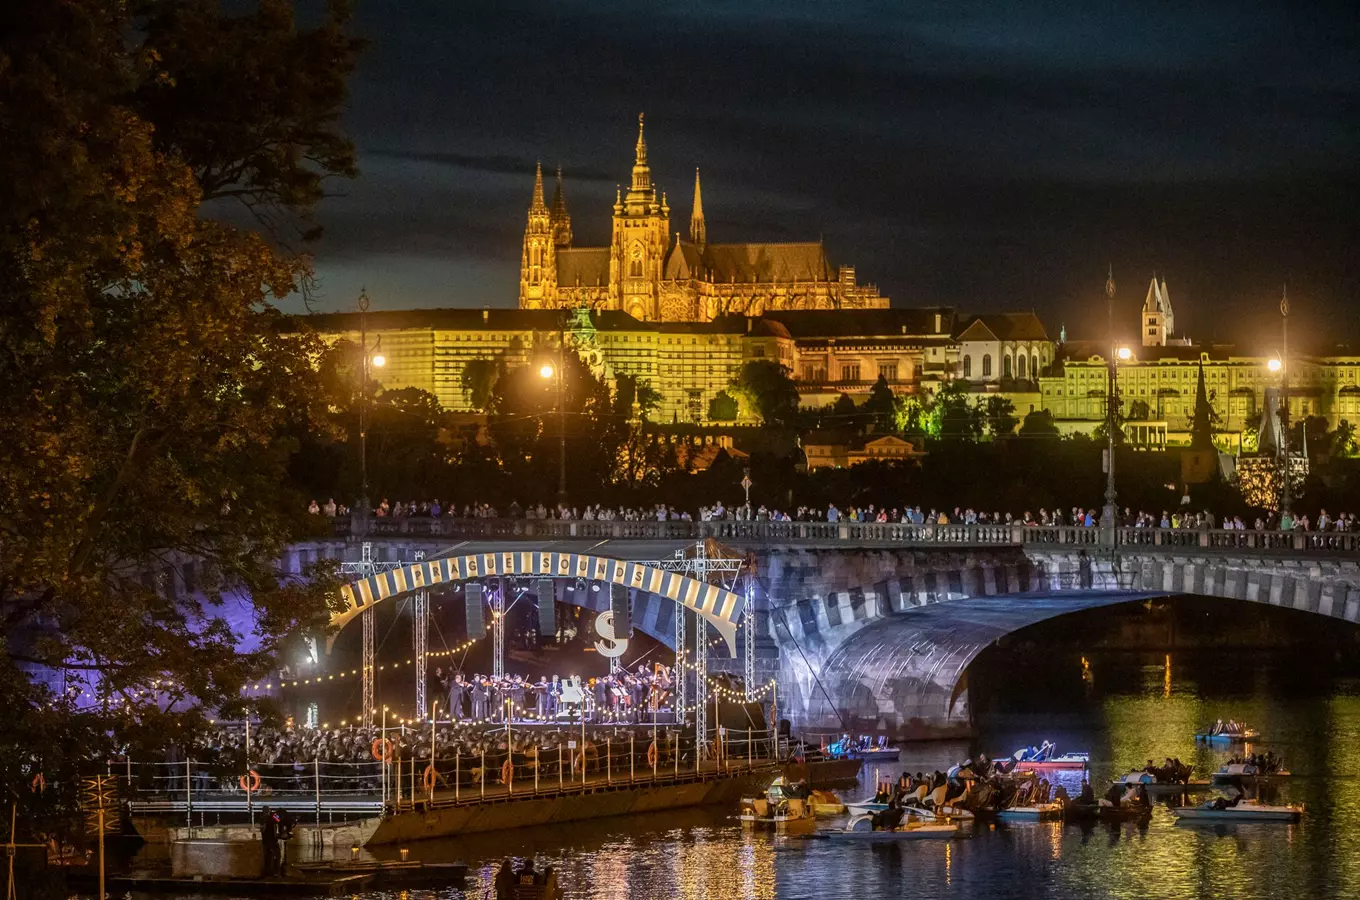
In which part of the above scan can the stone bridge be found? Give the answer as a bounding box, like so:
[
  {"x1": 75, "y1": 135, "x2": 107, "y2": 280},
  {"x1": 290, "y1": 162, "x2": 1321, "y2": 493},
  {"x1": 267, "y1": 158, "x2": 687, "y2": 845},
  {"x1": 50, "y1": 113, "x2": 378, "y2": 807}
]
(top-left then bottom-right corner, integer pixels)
[{"x1": 285, "y1": 518, "x2": 1360, "y2": 738}]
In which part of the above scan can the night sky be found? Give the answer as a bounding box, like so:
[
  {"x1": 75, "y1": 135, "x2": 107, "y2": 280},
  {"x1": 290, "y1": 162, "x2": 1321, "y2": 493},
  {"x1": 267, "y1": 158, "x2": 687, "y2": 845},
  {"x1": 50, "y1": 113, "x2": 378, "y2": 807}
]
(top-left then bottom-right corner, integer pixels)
[{"x1": 299, "y1": 0, "x2": 1360, "y2": 348}]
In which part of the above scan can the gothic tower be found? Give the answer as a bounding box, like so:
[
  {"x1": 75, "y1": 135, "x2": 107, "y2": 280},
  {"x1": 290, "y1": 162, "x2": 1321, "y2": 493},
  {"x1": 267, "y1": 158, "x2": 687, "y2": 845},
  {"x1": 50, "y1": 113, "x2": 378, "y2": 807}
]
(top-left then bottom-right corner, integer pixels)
[
  {"x1": 1141, "y1": 276, "x2": 1174, "y2": 346},
  {"x1": 519, "y1": 162, "x2": 557, "y2": 308},
  {"x1": 610, "y1": 114, "x2": 670, "y2": 319},
  {"x1": 550, "y1": 166, "x2": 572, "y2": 248},
  {"x1": 690, "y1": 168, "x2": 706, "y2": 250}
]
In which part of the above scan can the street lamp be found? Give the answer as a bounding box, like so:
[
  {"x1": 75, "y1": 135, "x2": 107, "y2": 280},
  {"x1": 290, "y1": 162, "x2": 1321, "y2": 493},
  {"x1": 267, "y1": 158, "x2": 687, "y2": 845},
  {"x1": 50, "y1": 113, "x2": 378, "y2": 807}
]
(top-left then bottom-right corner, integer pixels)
[
  {"x1": 357, "y1": 290, "x2": 385, "y2": 531},
  {"x1": 539, "y1": 340, "x2": 567, "y2": 507},
  {"x1": 1267, "y1": 357, "x2": 1282, "y2": 374},
  {"x1": 1277, "y1": 286, "x2": 1292, "y2": 517},
  {"x1": 1102, "y1": 266, "x2": 1121, "y2": 537}
]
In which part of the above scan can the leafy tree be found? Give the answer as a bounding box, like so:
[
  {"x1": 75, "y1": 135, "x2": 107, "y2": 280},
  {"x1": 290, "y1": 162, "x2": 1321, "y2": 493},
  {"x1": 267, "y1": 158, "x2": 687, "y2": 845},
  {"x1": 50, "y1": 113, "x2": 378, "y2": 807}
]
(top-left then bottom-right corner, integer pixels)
[
  {"x1": 614, "y1": 373, "x2": 662, "y2": 421},
  {"x1": 134, "y1": 0, "x2": 364, "y2": 243},
  {"x1": 708, "y1": 390, "x2": 739, "y2": 421},
  {"x1": 1127, "y1": 399, "x2": 1152, "y2": 421},
  {"x1": 1189, "y1": 363, "x2": 1218, "y2": 451},
  {"x1": 1018, "y1": 409, "x2": 1061, "y2": 438},
  {"x1": 862, "y1": 374, "x2": 898, "y2": 431},
  {"x1": 978, "y1": 396, "x2": 1019, "y2": 438},
  {"x1": 730, "y1": 360, "x2": 801, "y2": 427},
  {"x1": 832, "y1": 392, "x2": 858, "y2": 419},
  {"x1": 460, "y1": 356, "x2": 505, "y2": 413},
  {"x1": 0, "y1": 0, "x2": 351, "y2": 840},
  {"x1": 894, "y1": 394, "x2": 935, "y2": 438},
  {"x1": 934, "y1": 381, "x2": 982, "y2": 441}
]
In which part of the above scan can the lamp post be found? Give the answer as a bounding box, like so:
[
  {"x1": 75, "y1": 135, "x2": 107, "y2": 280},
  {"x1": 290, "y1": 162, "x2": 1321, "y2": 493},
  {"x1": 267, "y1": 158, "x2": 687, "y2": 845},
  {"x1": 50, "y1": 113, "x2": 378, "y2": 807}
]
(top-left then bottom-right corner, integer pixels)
[
  {"x1": 1101, "y1": 266, "x2": 1121, "y2": 537},
  {"x1": 539, "y1": 357, "x2": 567, "y2": 508},
  {"x1": 1278, "y1": 286, "x2": 1292, "y2": 518},
  {"x1": 356, "y1": 289, "x2": 386, "y2": 525}
]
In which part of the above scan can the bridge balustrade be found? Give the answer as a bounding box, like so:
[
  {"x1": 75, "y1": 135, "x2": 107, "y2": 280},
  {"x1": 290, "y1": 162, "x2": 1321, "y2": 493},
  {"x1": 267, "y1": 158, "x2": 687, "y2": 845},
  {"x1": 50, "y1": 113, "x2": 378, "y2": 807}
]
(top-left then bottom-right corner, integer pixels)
[{"x1": 325, "y1": 515, "x2": 1360, "y2": 555}]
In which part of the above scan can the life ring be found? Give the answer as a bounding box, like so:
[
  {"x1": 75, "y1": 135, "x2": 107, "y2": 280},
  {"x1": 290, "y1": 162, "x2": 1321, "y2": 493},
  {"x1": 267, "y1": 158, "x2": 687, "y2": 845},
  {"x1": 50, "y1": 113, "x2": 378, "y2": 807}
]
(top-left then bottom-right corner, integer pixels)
[
  {"x1": 647, "y1": 742, "x2": 658, "y2": 769},
  {"x1": 422, "y1": 764, "x2": 437, "y2": 793},
  {"x1": 371, "y1": 738, "x2": 393, "y2": 761},
  {"x1": 238, "y1": 770, "x2": 261, "y2": 793},
  {"x1": 30, "y1": 773, "x2": 45, "y2": 793},
  {"x1": 500, "y1": 759, "x2": 513, "y2": 784}
]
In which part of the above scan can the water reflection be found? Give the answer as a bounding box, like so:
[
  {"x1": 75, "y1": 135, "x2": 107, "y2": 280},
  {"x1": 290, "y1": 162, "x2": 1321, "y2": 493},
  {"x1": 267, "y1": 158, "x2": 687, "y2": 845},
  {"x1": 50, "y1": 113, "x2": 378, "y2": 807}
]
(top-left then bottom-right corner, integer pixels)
[{"x1": 126, "y1": 653, "x2": 1358, "y2": 899}]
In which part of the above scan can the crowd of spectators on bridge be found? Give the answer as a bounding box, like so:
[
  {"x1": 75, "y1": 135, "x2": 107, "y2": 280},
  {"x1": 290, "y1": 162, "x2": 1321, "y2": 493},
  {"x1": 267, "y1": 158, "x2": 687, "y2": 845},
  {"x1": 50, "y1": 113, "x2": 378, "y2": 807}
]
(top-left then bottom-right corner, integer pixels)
[{"x1": 307, "y1": 496, "x2": 1357, "y2": 534}]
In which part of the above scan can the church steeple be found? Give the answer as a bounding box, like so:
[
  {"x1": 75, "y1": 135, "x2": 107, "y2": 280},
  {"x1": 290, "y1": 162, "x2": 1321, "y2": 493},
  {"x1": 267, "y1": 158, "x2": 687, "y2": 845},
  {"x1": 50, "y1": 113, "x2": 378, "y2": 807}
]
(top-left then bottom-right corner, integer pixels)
[
  {"x1": 627, "y1": 113, "x2": 654, "y2": 202},
  {"x1": 530, "y1": 161, "x2": 547, "y2": 214},
  {"x1": 550, "y1": 165, "x2": 572, "y2": 247},
  {"x1": 690, "y1": 168, "x2": 706, "y2": 249}
]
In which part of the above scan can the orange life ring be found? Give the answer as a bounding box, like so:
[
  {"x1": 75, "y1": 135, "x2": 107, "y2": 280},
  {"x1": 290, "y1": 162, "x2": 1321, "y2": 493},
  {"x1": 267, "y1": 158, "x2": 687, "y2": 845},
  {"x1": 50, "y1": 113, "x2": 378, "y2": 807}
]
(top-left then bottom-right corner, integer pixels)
[
  {"x1": 647, "y1": 742, "x2": 658, "y2": 769},
  {"x1": 371, "y1": 738, "x2": 393, "y2": 761},
  {"x1": 500, "y1": 759, "x2": 513, "y2": 784},
  {"x1": 30, "y1": 773, "x2": 45, "y2": 793},
  {"x1": 238, "y1": 770, "x2": 261, "y2": 793},
  {"x1": 422, "y1": 764, "x2": 437, "y2": 793}
]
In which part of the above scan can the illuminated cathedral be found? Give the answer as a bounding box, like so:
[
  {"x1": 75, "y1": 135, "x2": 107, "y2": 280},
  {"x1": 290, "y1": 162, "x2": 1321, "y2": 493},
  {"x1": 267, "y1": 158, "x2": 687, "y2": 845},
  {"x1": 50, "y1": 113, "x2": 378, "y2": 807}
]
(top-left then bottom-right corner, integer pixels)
[{"x1": 519, "y1": 115, "x2": 889, "y2": 322}]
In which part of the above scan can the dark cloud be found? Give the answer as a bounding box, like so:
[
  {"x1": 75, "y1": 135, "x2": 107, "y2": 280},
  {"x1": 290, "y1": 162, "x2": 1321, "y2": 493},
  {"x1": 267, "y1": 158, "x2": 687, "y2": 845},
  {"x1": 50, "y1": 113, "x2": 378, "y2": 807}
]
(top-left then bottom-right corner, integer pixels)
[{"x1": 300, "y1": 0, "x2": 1360, "y2": 343}]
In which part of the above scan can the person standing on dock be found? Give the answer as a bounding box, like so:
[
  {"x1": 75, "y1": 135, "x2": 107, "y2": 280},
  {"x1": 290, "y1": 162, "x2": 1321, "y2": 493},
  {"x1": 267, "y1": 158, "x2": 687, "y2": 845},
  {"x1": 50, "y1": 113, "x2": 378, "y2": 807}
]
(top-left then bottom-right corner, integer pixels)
[{"x1": 259, "y1": 806, "x2": 278, "y2": 878}]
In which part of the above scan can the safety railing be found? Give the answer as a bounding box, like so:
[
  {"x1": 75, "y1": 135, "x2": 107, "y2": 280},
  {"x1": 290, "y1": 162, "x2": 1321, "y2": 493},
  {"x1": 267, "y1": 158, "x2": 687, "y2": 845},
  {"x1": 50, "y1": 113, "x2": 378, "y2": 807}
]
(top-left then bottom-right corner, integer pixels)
[
  {"x1": 120, "y1": 727, "x2": 780, "y2": 820},
  {"x1": 325, "y1": 515, "x2": 1360, "y2": 555}
]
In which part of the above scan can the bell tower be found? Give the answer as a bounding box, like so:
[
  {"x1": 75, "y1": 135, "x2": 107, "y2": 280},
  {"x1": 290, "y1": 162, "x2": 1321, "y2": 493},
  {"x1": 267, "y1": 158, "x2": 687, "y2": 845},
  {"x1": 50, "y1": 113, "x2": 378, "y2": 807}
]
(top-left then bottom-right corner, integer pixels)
[
  {"x1": 520, "y1": 162, "x2": 557, "y2": 309},
  {"x1": 609, "y1": 114, "x2": 670, "y2": 320}
]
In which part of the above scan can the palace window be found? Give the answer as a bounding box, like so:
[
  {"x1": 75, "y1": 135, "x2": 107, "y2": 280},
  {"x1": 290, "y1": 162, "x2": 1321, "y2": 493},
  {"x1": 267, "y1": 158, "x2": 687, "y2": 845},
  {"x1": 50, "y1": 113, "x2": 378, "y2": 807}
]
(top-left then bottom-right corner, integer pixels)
[
  {"x1": 1003, "y1": 355, "x2": 1012, "y2": 378},
  {"x1": 1017, "y1": 355, "x2": 1027, "y2": 379},
  {"x1": 879, "y1": 362, "x2": 898, "y2": 382},
  {"x1": 963, "y1": 355, "x2": 972, "y2": 378},
  {"x1": 982, "y1": 355, "x2": 992, "y2": 377},
  {"x1": 841, "y1": 364, "x2": 861, "y2": 382}
]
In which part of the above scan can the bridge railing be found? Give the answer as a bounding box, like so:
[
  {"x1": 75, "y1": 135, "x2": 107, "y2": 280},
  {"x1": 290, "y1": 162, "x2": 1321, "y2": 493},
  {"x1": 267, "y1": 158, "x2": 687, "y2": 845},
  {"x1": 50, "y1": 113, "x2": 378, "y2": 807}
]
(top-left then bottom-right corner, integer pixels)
[{"x1": 326, "y1": 515, "x2": 1360, "y2": 554}]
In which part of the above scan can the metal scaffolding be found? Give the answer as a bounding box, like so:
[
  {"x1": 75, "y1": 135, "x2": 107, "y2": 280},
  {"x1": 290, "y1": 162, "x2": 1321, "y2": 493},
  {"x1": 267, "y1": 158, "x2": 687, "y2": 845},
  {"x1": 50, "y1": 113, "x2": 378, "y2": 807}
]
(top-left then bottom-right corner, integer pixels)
[
  {"x1": 743, "y1": 578, "x2": 757, "y2": 701},
  {"x1": 359, "y1": 543, "x2": 376, "y2": 729},
  {"x1": 491, "y1": 577, "x2": 506, "y2": 680},
  {"x1": 411, "y1": 553, "x2": 428, "y2": 720}
]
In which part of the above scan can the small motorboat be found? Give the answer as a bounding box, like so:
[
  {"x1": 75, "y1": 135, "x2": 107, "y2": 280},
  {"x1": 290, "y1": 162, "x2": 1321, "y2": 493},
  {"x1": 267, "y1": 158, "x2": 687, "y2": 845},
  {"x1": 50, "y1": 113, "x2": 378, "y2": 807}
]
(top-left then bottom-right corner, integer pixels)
[
  {"x1": 997, "y1": 802, "x2": 1064, "y2": 822},
  {"x1": 820, "y1": 815, "x2": 960, "y2": 841},
  {"x1": 1195, "y1": 727, "x2": 1260, "y2": 743},
  {"x1": 1113, "y1": 772, "x2": 1213, "y2": 796},
  {"x1": 1012, "y1": 752, "x2": 1090, "y2": 772},
  {"x1": 739, "y1": 777, "x2": 817, "y2": 835},
  {"x1": 851, "y1": 746, "x2": 901, "y2": 762},
  {"x1": 1211, "y1": 763, "x2": 1291, "y2": 782},
  {"x1": 1173, "y1": 800, "x2": 1303, "y2": 823},
  {"x1": 809, "y1": 790, "x2": 847, "y2": 816}
]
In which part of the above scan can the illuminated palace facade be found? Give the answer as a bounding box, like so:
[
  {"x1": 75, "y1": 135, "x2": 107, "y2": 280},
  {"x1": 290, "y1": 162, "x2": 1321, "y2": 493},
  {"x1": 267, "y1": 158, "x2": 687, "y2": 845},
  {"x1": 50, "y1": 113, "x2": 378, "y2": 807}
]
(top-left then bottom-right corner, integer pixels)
[
  {"x1": 309, "y1": 277, "x2": 1360, "y2": 439},
  {"x1": 519, "y1": 115, "x2": 888, "y2": 321}
]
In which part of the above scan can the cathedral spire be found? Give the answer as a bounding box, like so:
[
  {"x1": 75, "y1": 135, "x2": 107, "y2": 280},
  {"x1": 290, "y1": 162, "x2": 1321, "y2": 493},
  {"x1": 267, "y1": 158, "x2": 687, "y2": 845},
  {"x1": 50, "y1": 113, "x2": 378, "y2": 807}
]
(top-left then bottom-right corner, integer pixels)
[
  {"x1": 690, "y1": 168, "x2": 706, "y2": 249},
  {"x1": 550, "y1": 165, "x2": 572, "y2": 247},
  {"x1": 529, "y1": 161, "x2": 547, "y2": 214},
  {"x1": 628, "y1": 113, "x2": 653, "y2": 197}
]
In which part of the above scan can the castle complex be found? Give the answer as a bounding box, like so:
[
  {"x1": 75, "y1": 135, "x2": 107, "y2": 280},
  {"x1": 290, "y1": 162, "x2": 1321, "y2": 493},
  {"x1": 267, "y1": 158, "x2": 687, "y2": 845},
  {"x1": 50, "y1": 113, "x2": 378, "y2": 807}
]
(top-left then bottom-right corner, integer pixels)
[{"x1": 519, "y1": 115, "x2": 888, "y2": 321}]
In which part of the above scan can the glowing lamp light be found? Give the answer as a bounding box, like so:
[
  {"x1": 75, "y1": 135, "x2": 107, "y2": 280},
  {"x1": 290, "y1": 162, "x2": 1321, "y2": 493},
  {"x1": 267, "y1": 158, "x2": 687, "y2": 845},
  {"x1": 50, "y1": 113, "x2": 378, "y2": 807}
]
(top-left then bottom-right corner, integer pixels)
[
  {"x1": 1267, "y1": 358, "x2": 1282, "y2": 373},
  {"x1": 371, "y1": 353, "x2": 386, "y2": 368},
  {"x1": 539, "y1": 363, "x2": 556, "y2": 379},
  {"x1": 1116, "y1": 347, "x2": 1132, "y2": 361}
]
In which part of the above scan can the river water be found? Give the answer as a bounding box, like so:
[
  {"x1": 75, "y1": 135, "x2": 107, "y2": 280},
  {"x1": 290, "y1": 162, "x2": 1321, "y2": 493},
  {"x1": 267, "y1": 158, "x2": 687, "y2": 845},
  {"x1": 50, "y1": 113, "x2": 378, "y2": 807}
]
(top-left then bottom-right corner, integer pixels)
[{"x1": 131, "y1": 648, "x2": 1360, "y2": 900}]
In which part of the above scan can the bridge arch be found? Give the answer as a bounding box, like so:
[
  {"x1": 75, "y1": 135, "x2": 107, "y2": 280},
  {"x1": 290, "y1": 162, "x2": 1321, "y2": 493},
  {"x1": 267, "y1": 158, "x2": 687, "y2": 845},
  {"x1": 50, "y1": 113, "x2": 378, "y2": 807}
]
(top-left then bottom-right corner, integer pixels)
[{"x1": 336, "y1": 550, "x2": 745, "y2": 652}]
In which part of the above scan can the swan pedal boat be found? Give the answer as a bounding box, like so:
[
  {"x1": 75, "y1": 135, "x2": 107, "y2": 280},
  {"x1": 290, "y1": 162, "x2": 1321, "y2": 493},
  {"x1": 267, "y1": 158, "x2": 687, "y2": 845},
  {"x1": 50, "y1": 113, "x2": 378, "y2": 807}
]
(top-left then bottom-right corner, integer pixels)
[
  {"x1": 820, "y1": 815, "x2": 960, "y2": 841},
  {"x1": 809, "y1": 790, "x2": 847, "y2": 815},
  {"x1": 1113, "y1": 773, "x2": 1213, "y2": 795},
  {"x1": 1195, "y1": 729, "x2": 1260, "y2": 743},
  {"x1": 996, "y1": 802, "x2": 1064, "y2": 822},
  {"x1": 1173, "y1": 800, "x2": 1303, "y2": 823},
  {"x1": 1013, "y1": 752, "x2": 1090, "y2": 772}
]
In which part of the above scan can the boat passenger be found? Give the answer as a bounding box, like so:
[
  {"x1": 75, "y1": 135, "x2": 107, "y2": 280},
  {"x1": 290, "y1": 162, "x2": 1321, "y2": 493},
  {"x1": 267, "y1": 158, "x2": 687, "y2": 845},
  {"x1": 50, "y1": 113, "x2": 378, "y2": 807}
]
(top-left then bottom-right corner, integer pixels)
[
  {"x1": 1078, "y1": 780, "x2": 1096, "y2": 805},
  {"x1": 1101, "y1": 783, "x2": 1123, "y2": 808},
  {"x1": 1211, "y1": 718, "x2": 1224, "y2": 735},
  {"x1": 494, "y1": 861, "x2": 516, "y2": 900}
]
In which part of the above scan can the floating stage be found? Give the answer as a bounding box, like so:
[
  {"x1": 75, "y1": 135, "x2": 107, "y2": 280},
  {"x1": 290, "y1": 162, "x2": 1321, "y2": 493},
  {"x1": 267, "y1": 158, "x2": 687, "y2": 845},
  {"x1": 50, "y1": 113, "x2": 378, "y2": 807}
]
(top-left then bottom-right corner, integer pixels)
[{"x1": 369, "y1": 763, "x2": 780, "y2": 845}]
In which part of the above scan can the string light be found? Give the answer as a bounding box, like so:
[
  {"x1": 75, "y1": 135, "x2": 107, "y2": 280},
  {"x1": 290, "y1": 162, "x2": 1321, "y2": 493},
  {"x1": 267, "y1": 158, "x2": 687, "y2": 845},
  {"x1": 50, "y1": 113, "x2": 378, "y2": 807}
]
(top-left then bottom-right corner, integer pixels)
[{"x1": 241, "y1": 637, "x2": 482, "y2": 694}]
